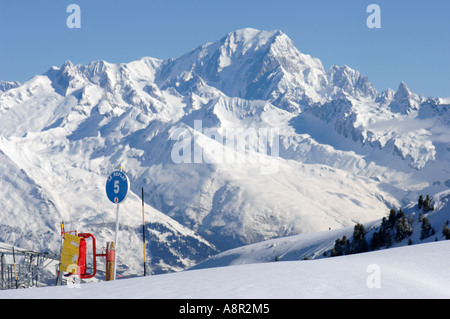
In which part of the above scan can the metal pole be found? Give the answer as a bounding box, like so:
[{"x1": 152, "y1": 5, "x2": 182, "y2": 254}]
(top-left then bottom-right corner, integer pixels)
[
  {"x1": 142, "y1": 187, "x2": 146, "y2": 276},
  {"x1": 12, "y1": 247, "x2": 18, "y2": 289},
  {"x1": 106, "y1": 242, "x2": 115, "y2": 281},
  {"x1": 113, "y1": 203, "x2": 120, "y2": 280},
  {"x1": 1, "y1": 253, "x2": 4, "y2": 289}
]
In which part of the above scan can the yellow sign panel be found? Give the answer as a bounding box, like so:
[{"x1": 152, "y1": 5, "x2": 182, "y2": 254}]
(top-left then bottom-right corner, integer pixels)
[{"x1": 60, "y1": 233, "x2": 81, "y2": 273}]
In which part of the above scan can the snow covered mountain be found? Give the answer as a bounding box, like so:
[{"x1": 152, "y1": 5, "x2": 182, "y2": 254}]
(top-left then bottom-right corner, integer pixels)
[{"x1": 0, "y1": 28, "x2": 449, "y2": 278}]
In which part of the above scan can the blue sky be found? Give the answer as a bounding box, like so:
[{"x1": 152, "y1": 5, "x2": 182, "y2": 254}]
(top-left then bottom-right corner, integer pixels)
[{"x1": 1, "y1": 0, "x2": 449, "y2": 98}]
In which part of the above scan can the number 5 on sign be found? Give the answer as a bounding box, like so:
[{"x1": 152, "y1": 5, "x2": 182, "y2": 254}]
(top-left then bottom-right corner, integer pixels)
[{"x1": 106, "y1": 170, "x2": 129, "y2": 204}]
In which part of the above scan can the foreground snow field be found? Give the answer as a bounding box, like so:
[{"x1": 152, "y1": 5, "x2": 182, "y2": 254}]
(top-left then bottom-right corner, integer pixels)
[{"x1": 2, "y1": 240, "x2": 450, "y2": 299}]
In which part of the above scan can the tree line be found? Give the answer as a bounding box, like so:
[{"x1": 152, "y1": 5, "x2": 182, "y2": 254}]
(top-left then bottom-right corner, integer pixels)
[{"x1": 327, "y1": 194, "x2": 439, "y2": 257}]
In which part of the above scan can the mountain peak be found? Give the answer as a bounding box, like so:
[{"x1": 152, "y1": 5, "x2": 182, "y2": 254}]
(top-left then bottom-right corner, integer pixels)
[
  {"x1": 216, "y1": 28, "x2": 285, "y2": 60},
  {"x1": 396, "y1": 81, "x2": 412, "y2": 98},
  {"x1": 226, "y1": 28, "x2": 282, "y2": 44},
  {"x1": 376, "y1": 88, "x2": 395, "y2": 105},
  {"x1": 389, "y1": 81, "x2": 420, "y2": 114},
  {"x1": 325, "y1": 64, "x2": 378, "y2": 100},
  {"x1": 158, "y1": 28, "x2": 329, "y2": 111},
  {"x1": 60, "y1": 60, "x2": 76, "y2": 73}
]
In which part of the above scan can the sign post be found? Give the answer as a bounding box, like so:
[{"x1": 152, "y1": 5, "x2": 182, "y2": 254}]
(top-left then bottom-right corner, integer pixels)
[
  {"x1": 141, "y1": 187, "x2": 147, "y2": 276},
  {"x1": 105, "y1": 168, "x2": 129, "y2": 280}
]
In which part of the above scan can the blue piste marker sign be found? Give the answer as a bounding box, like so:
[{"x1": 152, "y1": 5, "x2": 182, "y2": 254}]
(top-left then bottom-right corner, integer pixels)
[{"x1": 106, "y1": 170, "x2": 130, "y2": 204}]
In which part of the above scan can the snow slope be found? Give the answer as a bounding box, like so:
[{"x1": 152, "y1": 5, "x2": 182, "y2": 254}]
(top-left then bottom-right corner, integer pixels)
[
  {"x1": 193, "y1": 189, "x2": 450, "y2": 269},
  {"x1": 2, "y1": 240, "x2": 450, "y2": 299},
  {"x1": 2, "y1": 191, "x2": 450, "y2": 299}
]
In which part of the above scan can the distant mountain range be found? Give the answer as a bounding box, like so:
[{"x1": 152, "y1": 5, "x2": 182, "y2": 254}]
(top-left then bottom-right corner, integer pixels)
[{"x1": 0, "y1": 28, "x2": 449, "y2": 278}]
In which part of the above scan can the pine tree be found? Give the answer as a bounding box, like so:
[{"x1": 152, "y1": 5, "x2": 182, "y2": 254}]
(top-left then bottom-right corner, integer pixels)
[
  {"x1": 423, "y1": 195, "x2": 433, "y2": 213},
  {"x1": 372, "y1": 217, "x2": 392, "y2": 249},
  {"x1": 420, "y1": 217, "x2": 433, "y2": 240},
  {"x1": 396, "y1": 208, "x2": 405, "y2": 220},
  {"x1": 442, "y1": 221, "x2": 450, "y2": 240},
  {"x1": 331, "y1": 235, "x2": 350, "y2": 257},
  {"x1": 395, "y1": 215, "x2": 413, "y2": 242},
  {"x1": 371, "y1": 230, "x2": 381, "y2": 250},
  {"x1": 418, "y1": 195, "x2": 424, "y2": 210},
  {"x1": 351, "y1": 223, "x2": 368, "y2": 254},
  {"x1": 388, "y1": 209, "x2": 396, "y2": 228},
  {"x1": 383, "y1": 226, "x2": 392, "y2": 248}
]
